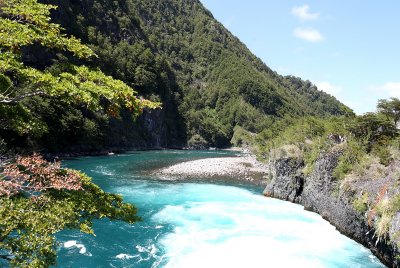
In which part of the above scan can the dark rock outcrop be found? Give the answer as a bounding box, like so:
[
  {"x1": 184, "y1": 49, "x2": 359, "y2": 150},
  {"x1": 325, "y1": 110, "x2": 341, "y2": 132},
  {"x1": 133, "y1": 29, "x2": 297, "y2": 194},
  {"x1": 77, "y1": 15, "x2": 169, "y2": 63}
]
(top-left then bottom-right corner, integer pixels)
[
  {"x1": 264, "y1": 157, "x2": 304, "y2": 202},
  {"x1": 105, "y1": 106, "x2": 185, "y2": 151},
  {"x1": 264, "y1": 151, "x2": 399, "y2": 267}
]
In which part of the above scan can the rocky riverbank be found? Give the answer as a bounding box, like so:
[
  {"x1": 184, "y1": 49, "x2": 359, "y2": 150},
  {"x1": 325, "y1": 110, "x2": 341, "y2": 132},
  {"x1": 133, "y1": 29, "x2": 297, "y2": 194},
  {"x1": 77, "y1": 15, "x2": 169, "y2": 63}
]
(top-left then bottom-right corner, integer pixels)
[
  {"x1": 156, "y1": 153, "x2": 269, "y2": 184},
  {"x1": 263, "y1": 150, "x2": 399, "y2": 268},
  {"x1": 154, "y1": 148, "x2": 398, "y2": 267}
]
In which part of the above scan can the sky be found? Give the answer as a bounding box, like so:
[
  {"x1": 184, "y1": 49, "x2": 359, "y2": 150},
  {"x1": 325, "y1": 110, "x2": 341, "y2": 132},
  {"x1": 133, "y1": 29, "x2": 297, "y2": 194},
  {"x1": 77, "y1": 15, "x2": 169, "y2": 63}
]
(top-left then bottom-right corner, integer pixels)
[{"x1": 199, "y1": 0, "x2": 400, "y2": 114}]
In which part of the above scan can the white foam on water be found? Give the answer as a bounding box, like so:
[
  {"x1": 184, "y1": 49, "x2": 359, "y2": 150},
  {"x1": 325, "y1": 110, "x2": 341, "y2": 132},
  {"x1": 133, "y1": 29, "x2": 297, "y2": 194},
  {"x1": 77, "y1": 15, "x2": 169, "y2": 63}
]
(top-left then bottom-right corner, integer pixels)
[
  {"x1": 116, "y1": 253, "x2": 135, "y2": 260},
  {"x1": 63, "y1": 240, "x2": 77, "y2": 248},
  {"x1": 136, "y1": 245, "x2": 146, "y2": 253},
  {"x1": 164, "y1": 236, "x2": 325, "y2": 268},
  {"x1": 150, "y1": 244, "x2": 157, "y2": 255},
  {"x1": 63, "y1": 240, "x2": 91, "y2": 256},
  {"x1": 135, "y1": 244, "x2": 158, "y2": 260},
  {"x1": 91, "y1": 165, "x2": 115, "y2": 176},
  {"x1": 151, "y1": 183, "x2": 384, "y2": 268}
]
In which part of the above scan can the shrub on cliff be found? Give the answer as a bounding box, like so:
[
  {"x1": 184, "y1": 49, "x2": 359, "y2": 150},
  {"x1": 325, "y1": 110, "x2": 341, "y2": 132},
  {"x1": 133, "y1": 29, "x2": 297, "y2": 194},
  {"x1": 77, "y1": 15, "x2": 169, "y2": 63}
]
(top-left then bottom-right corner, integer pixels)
[
  {"x1": 374, "y1": 194, "x2": 400, "y2": 241},
  {"x1": 353, "y1": 192, "x2": 369, "y2": 214},
  {"x1": 258, "y1": 99, "x2": 400, "y2": 181},
  {"x1": 333, "y1": 140, "x2": 366, "y2": 180},
  {"x1": 256, "y1": 116, "x2": 349, "y2": 164}
]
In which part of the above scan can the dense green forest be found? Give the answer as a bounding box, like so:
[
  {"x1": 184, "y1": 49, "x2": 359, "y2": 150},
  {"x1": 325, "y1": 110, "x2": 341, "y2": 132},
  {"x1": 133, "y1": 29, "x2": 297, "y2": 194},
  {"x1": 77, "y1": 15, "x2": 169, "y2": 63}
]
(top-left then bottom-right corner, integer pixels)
[{"x1": 1, "y1": 0, "x2": 351, "y2": 154}]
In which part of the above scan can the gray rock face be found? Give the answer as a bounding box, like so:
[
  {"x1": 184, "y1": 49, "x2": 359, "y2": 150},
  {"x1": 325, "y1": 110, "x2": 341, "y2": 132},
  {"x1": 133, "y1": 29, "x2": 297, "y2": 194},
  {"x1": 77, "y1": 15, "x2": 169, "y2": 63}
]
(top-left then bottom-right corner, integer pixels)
[
  {"x1": 264, "y1": 151, "x2": 399, "y2": 267},
  {"x1": 391, "y1": 213, "x2": 400, "y2": 248},
  {"x1": 263, "y1": 158, "x2": 304, "y2": 202},
  {"x1": 141, "y1": 109, "x2": 167, "y2": 148},
  {"x1": 106, "y1": 107, "x2": 185, "y2": 150}
]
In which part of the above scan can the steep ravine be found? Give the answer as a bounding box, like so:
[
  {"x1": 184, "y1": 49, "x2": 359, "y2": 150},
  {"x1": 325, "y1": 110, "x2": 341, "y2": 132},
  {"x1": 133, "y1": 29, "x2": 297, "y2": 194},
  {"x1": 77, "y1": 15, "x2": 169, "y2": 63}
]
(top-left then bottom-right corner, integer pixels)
[{"x1": 263, "y1": 151, "x2": 400, "y2": 267}]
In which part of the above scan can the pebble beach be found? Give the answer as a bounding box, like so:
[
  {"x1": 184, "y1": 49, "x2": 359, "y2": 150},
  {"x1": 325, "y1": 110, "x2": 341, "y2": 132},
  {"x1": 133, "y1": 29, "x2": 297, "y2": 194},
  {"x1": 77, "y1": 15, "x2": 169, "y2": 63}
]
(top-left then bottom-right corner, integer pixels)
[{"x1": 157, "y1": 154, "x2": 269, "y2": 183}]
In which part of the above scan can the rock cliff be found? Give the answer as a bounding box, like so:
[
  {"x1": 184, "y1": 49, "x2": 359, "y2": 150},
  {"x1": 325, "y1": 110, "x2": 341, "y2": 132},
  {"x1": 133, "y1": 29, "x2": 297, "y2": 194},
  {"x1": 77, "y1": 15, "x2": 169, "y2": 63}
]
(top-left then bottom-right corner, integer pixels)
[{"x1": 264, "y1": 150, "x2": 400, "y2": 267}]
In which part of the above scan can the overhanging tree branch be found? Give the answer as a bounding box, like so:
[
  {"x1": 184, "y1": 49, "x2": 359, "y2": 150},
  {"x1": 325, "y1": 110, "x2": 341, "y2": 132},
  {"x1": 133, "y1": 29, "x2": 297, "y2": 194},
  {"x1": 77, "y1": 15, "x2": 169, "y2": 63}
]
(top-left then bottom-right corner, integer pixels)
[{"x1": 0, "y1": 91, "x2": 45, "y2": 104}]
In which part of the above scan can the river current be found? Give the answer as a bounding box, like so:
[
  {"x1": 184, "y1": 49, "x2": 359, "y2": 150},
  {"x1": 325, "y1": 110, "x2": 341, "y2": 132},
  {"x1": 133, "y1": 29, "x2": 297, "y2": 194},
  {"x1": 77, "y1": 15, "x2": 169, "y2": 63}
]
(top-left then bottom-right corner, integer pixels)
[{"x1": 57, "y1": 150, "x2": 385, "y2": 267}]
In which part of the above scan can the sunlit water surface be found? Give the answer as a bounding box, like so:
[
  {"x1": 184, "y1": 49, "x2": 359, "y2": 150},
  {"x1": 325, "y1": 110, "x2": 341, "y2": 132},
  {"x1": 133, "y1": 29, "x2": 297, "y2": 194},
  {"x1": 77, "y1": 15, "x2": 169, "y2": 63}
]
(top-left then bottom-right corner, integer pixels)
[{"x1": 57, "y1": 150, "x2": 385, "y2": 268}]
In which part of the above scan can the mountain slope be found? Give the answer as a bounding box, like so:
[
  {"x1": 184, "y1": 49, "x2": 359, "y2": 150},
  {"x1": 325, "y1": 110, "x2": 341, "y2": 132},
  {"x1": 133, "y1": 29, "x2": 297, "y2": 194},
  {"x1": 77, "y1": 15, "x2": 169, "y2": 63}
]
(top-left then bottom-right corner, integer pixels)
[{"x1": 40, "y1": 0, "x2": 351, "y2": 149}]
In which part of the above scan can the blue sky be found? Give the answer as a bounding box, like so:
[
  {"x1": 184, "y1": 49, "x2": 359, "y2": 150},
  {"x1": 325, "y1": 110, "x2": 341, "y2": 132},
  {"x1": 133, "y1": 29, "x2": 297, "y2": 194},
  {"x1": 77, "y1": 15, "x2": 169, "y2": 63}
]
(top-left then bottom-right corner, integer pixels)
[{"x1": 199, "y1": 0, "x2": 400, "y2": 114}]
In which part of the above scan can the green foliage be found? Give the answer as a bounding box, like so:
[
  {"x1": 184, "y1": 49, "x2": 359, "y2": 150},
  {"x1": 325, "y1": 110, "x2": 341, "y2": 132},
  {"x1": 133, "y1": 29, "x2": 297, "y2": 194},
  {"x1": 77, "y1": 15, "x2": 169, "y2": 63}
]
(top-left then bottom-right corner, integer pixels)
[
  {"x1": 280, "y1": 76, "x2": 353, "y2": 117},
  {"x1": 377, "y1": 97, "x2": 400, "y2": 125},
  {"x1": 0, "y1": 74, "x2": 12, "y2": 93},
  {"x1": 371, "y1": 144, "x2": 392, "y2": 166},
  {"x1": 257, "y1": 116, "x2": 348, "y2": 158},
  {"x1": 353, "y1": 192, "x2": 369, "y2": 213},
  {"x1": 0, "y1": 172, "x2": 139, "y2": 267},
  {"x1": 0, "y1": 0, "x2": 160, "y2": 152},
  {"x1": 44, "y1": 0, "x2": 350, "y2": 148},
  {"x1": 375, "y1": 194, "x2": 400, "y2": 238},
  {"x1": 258, "y1": 98, "x2": 399, "y2": 181},
  {"x1": 0, "y1": 1, "x2": 159, "y2": 266},
  {"x1": 187, "y1": 134, "x2": 207, "y2": 149},
  {"x1": 302, "y1": 137, "x2": 329, "y2": 175},
  {"x1": 0, "y1": 0, "x2": 93, "y2": 58},
  {"x1": 238, "y1": 80, "x2": 282, "y2": 115},
  {"x1": 269, "y1": 144, "x2": 303, "y2": 160},
  {"x1": 347, "y1": 113, "x2": 398, "y2": 152},
  {"x1": 333, "y1": 140, "x2": 366, "y2": 180},
  {"x1": 230, "y1": 125, "x2": 255, "y2": 147},
  {"x1": 341, "y1": 112, "x2": 398, "y2": 169},
  {"x1": 0, "y1": 0, "x2": 164, "y2": 151}
]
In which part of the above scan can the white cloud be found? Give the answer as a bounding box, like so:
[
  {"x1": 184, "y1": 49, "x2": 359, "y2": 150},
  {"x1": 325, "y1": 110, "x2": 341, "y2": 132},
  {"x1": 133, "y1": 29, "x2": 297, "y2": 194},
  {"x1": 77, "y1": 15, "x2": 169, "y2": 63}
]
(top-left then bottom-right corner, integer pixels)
[
  {"x1": 293, "y1": 27, "x2": 324, "y2": 42},
  {"x1": 315, "y1": 82, "x2": 342, "y2": 96},
  {"x1": 291, "y1": 5, "x2": 320, "y2": 21},
  {"x1": 369, "y1": 82, "x2": 400, "y2": 98}
]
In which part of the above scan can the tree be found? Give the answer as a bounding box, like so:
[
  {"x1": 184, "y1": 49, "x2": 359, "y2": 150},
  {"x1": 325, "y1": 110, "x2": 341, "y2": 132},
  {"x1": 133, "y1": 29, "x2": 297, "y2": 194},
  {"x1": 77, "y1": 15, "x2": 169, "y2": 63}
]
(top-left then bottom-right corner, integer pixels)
[
  {"x1": 0, "y1": 155, "x2": 140, "y2": 267},
  {"x1": 0, "y1": 0, "x2": 159, "y2": 119},
  {"x1": 347, "y1": 113, "x2": 398, "y2": 151},
  {"x1": 0, "y1": 1, "x2": 160, "y2": 266},
  {"x1": 377, "y1": 98, "x2": 400, "y2": 127}
]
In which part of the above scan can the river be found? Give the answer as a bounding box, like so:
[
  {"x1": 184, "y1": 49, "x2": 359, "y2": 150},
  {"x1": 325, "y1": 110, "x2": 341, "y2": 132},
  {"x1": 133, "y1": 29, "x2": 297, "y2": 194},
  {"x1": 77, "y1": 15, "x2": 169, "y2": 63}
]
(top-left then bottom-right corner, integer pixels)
[{"x1": 57, "y1": 150, "x2": 385, "y2": 267}]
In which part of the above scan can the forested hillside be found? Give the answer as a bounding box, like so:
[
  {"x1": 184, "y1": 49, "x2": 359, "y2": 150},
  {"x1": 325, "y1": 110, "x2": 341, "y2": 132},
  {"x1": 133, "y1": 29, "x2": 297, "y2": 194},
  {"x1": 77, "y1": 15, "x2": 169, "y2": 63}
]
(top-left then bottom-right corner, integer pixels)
[{"x1": 2, "y1": 0, "x2": 351, "y2": 153}]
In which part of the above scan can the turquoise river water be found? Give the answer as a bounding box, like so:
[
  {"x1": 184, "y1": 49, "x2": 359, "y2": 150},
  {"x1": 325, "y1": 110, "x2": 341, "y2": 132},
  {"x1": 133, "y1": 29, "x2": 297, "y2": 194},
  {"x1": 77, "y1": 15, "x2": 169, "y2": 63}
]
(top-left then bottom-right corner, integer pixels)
[{"x1": 57, "y1": 150, "x2": 385, "y2": 268}]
